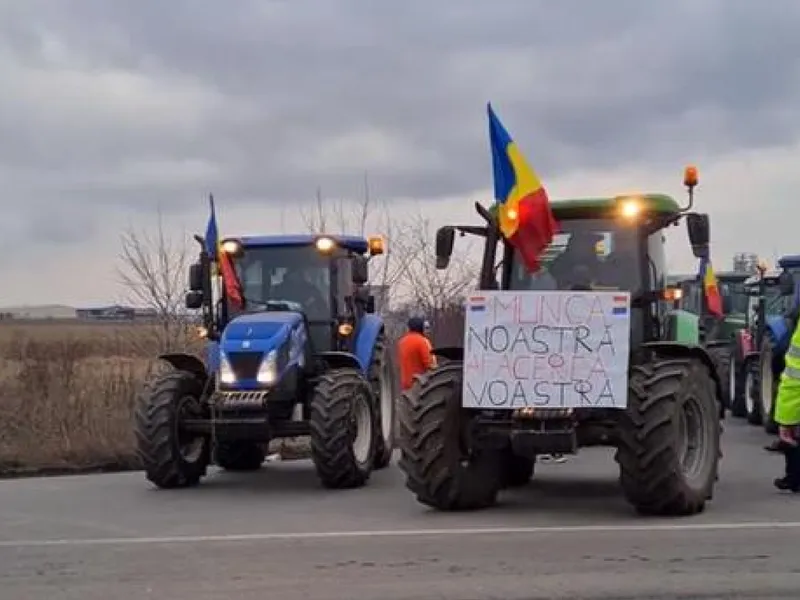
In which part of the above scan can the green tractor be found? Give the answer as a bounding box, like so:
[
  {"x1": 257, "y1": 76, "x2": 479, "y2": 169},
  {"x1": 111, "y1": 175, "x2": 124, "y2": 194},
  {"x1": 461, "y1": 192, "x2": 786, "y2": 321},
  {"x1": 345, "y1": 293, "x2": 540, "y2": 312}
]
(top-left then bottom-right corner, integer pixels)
[
  {"x1": 672, "y1": 270, "x2": 750, "y2": 413},
  {"x1": 398, "y1": 180, "x2": 724, "y2": 516}
]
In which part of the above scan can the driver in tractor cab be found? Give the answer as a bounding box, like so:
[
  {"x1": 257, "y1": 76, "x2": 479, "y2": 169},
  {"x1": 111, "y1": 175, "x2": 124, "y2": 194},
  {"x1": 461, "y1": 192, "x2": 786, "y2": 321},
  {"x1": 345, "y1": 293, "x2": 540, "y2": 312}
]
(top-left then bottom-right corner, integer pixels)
[
  {"x1": 549, "y1": 231, "x2": 606, "y2": 290},
  {"x1": 274, "y1": 268, "x2": 327, "y2": 314}
]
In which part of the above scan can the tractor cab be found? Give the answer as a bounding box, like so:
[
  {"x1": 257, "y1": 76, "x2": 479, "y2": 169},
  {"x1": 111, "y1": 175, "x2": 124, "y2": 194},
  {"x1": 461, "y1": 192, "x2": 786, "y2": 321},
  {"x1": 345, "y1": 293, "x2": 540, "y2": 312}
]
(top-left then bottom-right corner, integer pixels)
[
  {"x1": 677, "y1": 271, "x2": 750, "y2": 341},
  {"x1": 435, "y1": 193, "x2": 706, "y2": 347},
  {"x1": 743, "y1": 268, "x2": 796, "y2": 332},
  {"x1": 216, "y1": 234, "x2": 383, "y2": 353}
]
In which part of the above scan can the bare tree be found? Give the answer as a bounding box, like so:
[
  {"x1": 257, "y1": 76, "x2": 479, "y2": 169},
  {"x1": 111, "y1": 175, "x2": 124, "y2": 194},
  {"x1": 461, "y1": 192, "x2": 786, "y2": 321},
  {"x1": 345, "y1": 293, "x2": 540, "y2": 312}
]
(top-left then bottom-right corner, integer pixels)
[{"x1": 116, "y1": 209, "x2": 192, "y2": 353}]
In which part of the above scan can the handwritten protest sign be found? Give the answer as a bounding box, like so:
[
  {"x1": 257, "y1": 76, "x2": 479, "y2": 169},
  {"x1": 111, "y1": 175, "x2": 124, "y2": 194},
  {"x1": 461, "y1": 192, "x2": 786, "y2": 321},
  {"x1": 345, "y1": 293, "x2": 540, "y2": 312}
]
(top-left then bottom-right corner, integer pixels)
[{"x1": 462, "y1": 290, "x2": 631, "y2": 409}]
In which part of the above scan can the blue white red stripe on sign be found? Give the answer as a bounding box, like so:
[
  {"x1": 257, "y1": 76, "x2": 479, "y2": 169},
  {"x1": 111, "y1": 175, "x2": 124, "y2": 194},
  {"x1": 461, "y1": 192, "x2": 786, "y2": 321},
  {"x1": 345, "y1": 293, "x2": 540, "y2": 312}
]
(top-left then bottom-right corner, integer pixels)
[
  {"x1": 612, "y1": 295, "x2": 628, "y2": 316},
  {"x1": 470, "y1": 296, "x2": 486, "y2": 312}
]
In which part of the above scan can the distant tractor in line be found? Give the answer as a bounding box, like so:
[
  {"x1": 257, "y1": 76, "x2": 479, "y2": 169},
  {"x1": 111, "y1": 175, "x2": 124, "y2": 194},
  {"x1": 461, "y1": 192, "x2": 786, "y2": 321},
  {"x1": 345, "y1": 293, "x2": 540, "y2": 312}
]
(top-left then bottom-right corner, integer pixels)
[
  {"x1": 134, "y1": 232, "x2": 397, "y2": 490},
  {"x1": 674, "y1": 270, "x2": 750, "y2": 414},
  {"x1": 398, "y1": 168, "x2": 725, "y2": 517},
  {"x1": 736, "y1": 257, "x2": 799, "y2": 432}
]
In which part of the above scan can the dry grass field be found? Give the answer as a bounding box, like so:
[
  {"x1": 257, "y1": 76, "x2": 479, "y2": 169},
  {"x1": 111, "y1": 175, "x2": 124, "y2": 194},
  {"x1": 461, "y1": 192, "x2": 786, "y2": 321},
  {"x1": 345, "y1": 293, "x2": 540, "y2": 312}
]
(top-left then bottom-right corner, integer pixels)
[{"x1": 0, "y1": 321, "x2": 307, "y2": 476}]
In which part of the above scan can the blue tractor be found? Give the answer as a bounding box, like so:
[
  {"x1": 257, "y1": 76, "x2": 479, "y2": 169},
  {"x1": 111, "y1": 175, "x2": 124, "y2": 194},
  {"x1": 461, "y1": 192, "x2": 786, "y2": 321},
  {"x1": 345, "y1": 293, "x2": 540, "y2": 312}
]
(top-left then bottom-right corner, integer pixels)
[
  {"x1": 134, "y1": 233, "x2": 397, "y2": 489},
  {"x1": 743, "y1": 255, "x2": 800, "y2": 433}
]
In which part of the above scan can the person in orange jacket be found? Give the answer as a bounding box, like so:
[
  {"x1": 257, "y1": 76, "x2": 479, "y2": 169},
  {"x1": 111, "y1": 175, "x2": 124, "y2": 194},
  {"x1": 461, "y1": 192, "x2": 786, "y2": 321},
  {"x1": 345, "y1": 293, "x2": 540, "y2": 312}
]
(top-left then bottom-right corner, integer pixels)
[{"x1": 397, "y1": 316, "x2": 437, "y2": 392}]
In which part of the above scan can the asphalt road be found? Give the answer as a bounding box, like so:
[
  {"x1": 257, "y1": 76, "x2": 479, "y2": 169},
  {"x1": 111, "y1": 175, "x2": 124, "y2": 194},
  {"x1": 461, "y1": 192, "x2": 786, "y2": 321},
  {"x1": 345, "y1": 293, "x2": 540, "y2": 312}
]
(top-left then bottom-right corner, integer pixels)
[{"x1": 1, "y1": 419, "x2": 799, "y2": 600}]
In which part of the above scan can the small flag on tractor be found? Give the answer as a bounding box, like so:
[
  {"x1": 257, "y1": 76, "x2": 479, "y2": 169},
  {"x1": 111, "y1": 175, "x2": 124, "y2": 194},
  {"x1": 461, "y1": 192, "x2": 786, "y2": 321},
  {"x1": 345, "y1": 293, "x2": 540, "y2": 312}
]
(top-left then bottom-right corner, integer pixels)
[
  {"x1": 205, "y1": 195, "x2": 244, "y2": 309},
  {"x1": 699, "y1": 256, "x2": 723, "y2": 318},
  {"x1": 487, "y1": 103, "x2": 557, "y2": 273}
]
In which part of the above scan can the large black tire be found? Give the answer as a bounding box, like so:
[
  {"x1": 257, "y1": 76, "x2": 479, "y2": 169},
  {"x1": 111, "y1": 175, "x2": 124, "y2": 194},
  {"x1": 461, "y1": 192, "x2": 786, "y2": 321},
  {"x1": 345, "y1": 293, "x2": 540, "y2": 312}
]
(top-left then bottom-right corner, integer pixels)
[
  {"x1": 310, "y1": 367, "x2": 376, "y2": 489},
  {"x1": 500, "y1": 451, "x2": 535, "y2": 488},
  {"x1": 134, "y1": 370, "x2": 211, "y2": 489},
  {"x1": 729, "y1": 350, "x2": 748, "y2": 418},
  {"x1": 215, "y1": 442, "x2": 265, "y2": 472},
  {"x1": 615, "y1": 355, "x2": 721, "y2": 516},
  {"x1": 398, "y1": 362, "x2": 502, "y2": 511},
  {"x1": 756, "y1": 333, "x2": 780, "y2": 435},
  {"x1": 369, "y1": 329, "x2": 397, "y2": 470},
  {"x1": 707, "y1": 345, "x2": 731, "y2": 419}
]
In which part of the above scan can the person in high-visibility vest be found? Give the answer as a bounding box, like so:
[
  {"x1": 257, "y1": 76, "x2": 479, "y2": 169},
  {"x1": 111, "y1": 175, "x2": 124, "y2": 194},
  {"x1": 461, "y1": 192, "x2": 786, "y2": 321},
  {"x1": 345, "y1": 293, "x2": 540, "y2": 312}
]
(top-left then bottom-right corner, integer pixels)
[{"x1": 773, "y1": 313, "x2": 800, "y2": 492}]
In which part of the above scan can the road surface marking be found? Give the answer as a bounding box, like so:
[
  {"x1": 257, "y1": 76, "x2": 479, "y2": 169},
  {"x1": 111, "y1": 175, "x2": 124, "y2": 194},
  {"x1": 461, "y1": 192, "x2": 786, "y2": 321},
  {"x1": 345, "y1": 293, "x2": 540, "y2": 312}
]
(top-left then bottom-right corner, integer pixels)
[{"x1": 2, "y1": 521, "x2": 800, "y2": 548}]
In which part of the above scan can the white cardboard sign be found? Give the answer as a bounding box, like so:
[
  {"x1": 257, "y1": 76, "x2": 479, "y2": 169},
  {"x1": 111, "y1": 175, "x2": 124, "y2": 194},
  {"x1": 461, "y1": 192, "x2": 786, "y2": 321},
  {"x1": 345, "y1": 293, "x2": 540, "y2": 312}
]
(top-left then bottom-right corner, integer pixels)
[{"x1": 462, "y1": 290, "x2": 631, "y2": 409}]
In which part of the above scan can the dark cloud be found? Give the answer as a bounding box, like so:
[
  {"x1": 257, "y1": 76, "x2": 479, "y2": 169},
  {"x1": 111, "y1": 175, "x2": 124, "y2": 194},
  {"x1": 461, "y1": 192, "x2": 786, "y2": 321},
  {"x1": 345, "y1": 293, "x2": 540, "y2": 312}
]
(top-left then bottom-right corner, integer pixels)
[{"x1": 1, "y1": 0, "x2": 800, "y2": 241}]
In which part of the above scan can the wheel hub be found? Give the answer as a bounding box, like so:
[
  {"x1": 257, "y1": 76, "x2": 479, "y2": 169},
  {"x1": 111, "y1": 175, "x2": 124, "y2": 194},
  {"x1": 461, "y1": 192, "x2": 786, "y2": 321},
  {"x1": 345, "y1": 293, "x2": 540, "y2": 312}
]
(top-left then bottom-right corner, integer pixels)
[
  {"x1": 744, "y1": 370, "x2": 755, "y2": 414},
  {"x1": 351, "y1": 390, "x2": 373, "y2": 465},
  {"x1": 175, "y1": 395, "x2": 206, "y2": 463},
  {"x1": 676, "y1": 396, "x2": 707, "y2": 483}
]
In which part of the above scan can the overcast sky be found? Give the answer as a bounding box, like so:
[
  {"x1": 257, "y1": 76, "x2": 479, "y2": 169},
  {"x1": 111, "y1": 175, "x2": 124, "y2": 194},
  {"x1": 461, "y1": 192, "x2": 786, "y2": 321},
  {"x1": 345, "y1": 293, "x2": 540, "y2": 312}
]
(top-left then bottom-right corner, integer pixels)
[{"x1": 2, "y1": 0, "x2": 800, "y2": 306}]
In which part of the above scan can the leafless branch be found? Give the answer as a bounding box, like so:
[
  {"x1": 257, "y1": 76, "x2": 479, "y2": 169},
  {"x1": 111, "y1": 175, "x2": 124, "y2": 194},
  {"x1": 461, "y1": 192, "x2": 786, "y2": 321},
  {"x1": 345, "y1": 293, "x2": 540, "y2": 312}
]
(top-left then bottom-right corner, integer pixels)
[{"x1": 115, "y1": 208, "x2": 191, "y2": 353}]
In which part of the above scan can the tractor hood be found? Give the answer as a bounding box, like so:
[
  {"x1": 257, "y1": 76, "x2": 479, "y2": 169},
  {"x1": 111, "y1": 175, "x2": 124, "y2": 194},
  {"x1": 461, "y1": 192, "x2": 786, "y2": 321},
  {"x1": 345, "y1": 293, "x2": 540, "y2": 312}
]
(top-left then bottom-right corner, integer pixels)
[{"x1": 222, "y1": 311, "x2": 304, "y2": 344}]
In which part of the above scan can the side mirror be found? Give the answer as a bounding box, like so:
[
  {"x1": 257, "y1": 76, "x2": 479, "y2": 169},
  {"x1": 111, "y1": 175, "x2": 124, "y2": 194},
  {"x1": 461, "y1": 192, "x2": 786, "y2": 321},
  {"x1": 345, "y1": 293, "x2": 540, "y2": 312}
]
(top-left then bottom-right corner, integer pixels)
[
  {"x1": 188, "y1": 262, "x2": 204, "y2": 292},
  {"x1": 435, "y1": 226, "x2": 455, "y2": 269},
  {"x1": 352, "y1": 256, "x2": 369, "y2": 285},
  {"x1": 779, "y1": 271, "x2": 795, "y2": 295},
  {"x1": 686, "y1": 212, "x2": 710, "y2": 258},
  {"x1": 185, "y1": 290, "x2": 203, "y2": 310}
]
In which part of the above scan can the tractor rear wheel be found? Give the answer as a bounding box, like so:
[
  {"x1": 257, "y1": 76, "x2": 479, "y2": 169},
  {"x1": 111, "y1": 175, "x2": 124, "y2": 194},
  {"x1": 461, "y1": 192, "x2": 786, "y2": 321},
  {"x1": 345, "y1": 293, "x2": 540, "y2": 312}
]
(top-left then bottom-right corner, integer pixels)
[
  {"x1": 615, "y1": 355, "x2": 721, "y2": 516},
  {"x1": 134, "y1": 370, "x2": 211, "y2": 489},
  {"x1": 369, "y1": 329, "x2": 397, "y2": 470},
  {"x1": 310, "y1": 367, "x2": 376, "y2": 489},
  {"x1": 215, "y1": 442, "x2": 265, "y2": 471},
  {"x1": 398, "y1": 362, "x2": 501, "y2": 510}
]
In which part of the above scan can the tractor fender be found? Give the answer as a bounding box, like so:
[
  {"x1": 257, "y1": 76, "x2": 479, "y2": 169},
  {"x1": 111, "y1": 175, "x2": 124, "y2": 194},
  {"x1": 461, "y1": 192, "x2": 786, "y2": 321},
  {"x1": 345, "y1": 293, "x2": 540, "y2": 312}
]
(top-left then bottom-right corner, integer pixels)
[
  {"x1": 316, "y1": 351, "x2": 362, "y2": 372},
  {"x1": 158, "y1": 352, "x2": 208, "y2": 381},
  {"x1": 639, "y1": 341, "x2": 724, "y2": 409},
  {"x1": 432, "y1": 346, "x2": 464, "y2": 362},
  {"x1": 353, "y1": 314, "x2": 384, "y2": 374}
]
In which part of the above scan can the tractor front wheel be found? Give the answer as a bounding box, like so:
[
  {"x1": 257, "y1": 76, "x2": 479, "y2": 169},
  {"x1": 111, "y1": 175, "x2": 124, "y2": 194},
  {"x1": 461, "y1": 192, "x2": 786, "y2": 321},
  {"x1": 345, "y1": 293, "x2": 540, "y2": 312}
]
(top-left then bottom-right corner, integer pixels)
[
  {"x1": 215, "y1": 442, "x2": 266, "y2": 471},
  {"x1": 398, "y1": 362, "x2": 501, "y2": 510},
  {"x1": 310, "y1": 367, "x2": 376, "y2": 489},
  {"x1": 615, "y1": 355, "x2": 721, "y2": 516},
  {"x1": 134, "y1": 370, "x2": 211, "y2": 489}
]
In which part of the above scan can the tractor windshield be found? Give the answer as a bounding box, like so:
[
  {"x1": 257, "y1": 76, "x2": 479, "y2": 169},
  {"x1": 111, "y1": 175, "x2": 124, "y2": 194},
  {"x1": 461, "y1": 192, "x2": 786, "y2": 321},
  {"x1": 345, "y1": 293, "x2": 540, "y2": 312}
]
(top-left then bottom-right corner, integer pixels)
[
  {"x1": 508, "y1": 218, "x2": 641, "y2": 293},
  {"x1": 718, "y1": 280, "x2": 748, "y2": 314},
  {"x1": 232, "y1": 245, "x2": 332, "y2": 321}
]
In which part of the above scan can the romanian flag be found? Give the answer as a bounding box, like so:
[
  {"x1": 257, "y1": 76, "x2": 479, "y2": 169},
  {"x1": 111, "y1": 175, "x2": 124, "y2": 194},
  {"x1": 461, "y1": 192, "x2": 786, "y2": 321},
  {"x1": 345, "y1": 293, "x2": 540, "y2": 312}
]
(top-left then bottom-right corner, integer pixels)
[
  {"x1": 487, "y1": 103, "x2": 557, "y2": 273},
  {"x1": 205, "y1": 195, "x2": 244, "y2": 309},
  {"x1": 699, "y1": 256, "x2": 723, "y2": 318}
]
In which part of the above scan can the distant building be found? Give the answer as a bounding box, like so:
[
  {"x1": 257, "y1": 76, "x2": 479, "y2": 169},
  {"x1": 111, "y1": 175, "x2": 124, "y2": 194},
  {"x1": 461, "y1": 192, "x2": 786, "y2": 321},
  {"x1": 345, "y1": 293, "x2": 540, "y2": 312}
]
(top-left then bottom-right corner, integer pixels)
[
  {"x1": 76, "y1": 305, "x2": 136, "y2": 321},
  {"x1": 2, "y1": 305, "x2": 78, "y2": 320}
]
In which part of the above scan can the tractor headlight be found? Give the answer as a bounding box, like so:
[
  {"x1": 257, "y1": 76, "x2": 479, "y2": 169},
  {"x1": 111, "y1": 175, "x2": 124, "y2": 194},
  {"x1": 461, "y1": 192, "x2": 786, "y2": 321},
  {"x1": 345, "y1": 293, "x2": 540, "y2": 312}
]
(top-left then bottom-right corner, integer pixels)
[
  {"x1": 219, "y1": 353, "x2": 236, "y2": 385},
  {"x1": 257, "y1": 350, "x2": 278, "y2": 385}
]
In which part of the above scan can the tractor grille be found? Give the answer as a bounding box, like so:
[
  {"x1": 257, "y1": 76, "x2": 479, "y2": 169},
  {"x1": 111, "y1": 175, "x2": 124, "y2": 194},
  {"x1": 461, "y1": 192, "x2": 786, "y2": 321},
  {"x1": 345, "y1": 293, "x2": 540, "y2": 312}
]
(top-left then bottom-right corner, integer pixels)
[{"x1": 227, "y1": 351, "x2": 263, "y2": 380}]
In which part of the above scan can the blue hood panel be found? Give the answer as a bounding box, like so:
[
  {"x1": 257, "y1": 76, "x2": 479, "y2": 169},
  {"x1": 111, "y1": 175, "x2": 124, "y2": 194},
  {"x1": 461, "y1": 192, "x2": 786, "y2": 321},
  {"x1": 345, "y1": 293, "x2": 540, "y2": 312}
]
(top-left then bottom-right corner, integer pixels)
[{"x1": 223, "y1": 311, "x2": 303, "y2": 343}]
